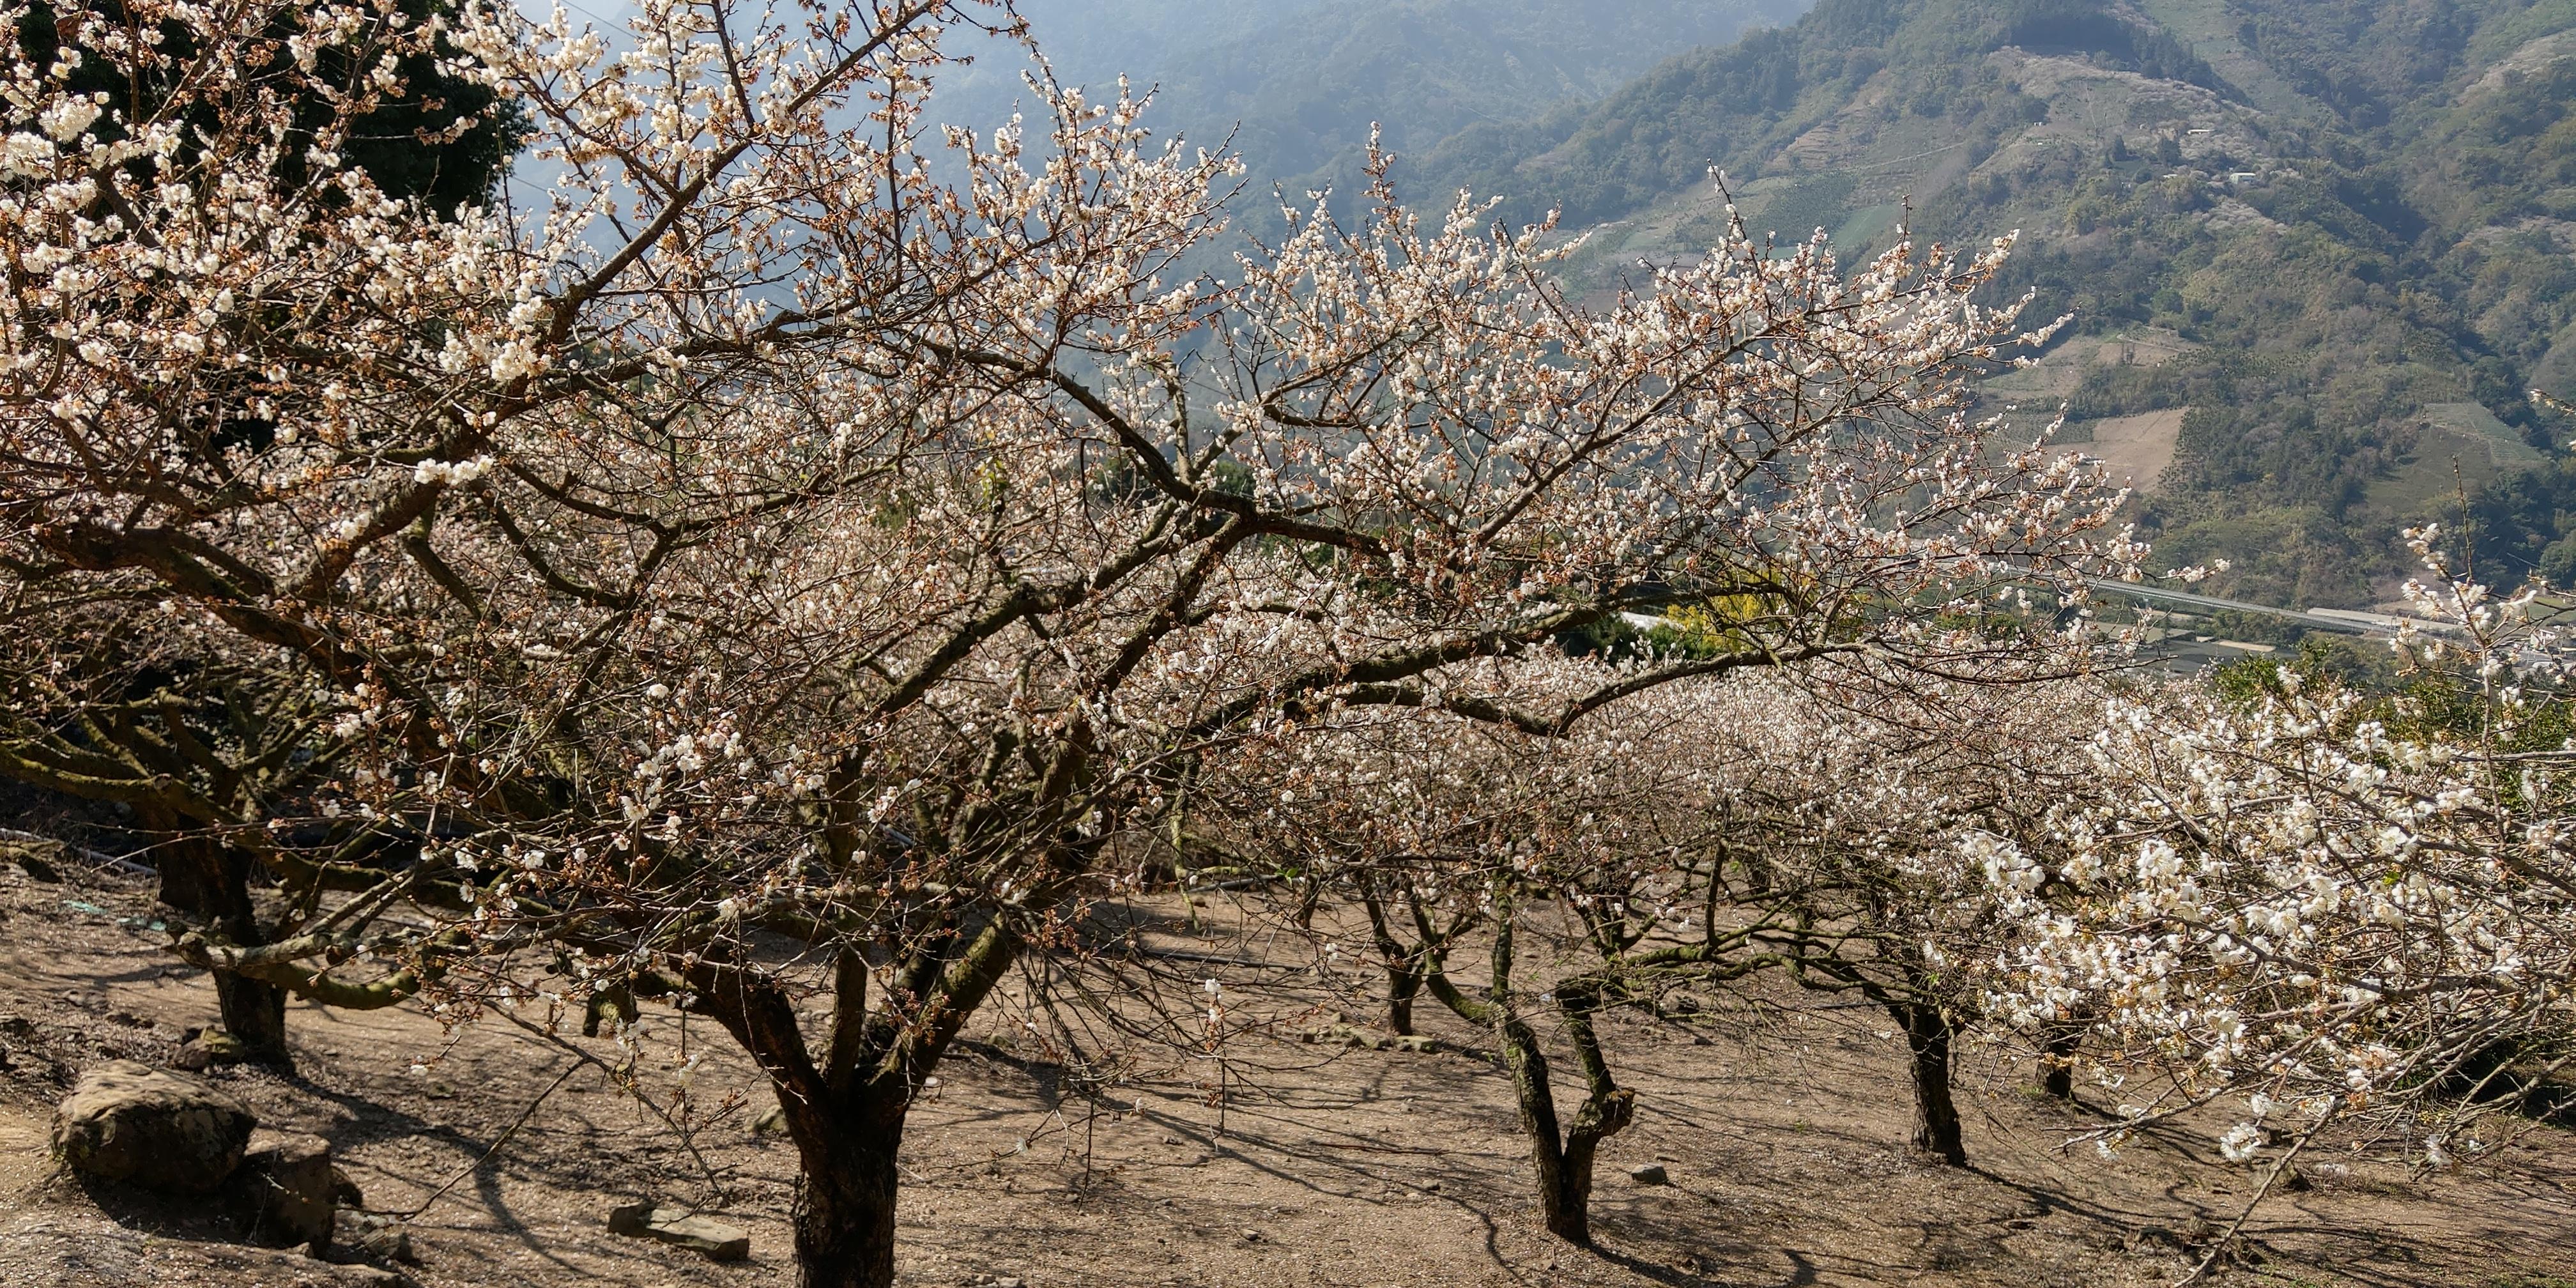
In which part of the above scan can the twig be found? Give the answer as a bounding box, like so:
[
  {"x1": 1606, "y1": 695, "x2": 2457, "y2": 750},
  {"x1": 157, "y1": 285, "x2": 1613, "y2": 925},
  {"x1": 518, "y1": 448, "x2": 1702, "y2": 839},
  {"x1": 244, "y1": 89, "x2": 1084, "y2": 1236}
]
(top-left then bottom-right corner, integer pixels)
[
  {"x1": 0, "y1": 827, "x2": 152, "y2": 877},
  {"x1": 2174, "y1": 1128, "x2": 2313, "y2": 1287},
  {"x1": 396, "y1": 1059, "x2": 579, "y2": 1222},
  {"x1": 496, "y1": 1009, "x2": 733, "y2": 1202}
]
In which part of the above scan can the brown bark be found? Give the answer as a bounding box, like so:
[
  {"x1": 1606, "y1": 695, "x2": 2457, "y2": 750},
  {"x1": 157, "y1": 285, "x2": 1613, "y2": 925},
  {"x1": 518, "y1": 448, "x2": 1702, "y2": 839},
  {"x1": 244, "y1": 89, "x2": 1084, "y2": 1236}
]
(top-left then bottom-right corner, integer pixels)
[
  {"x1": 1425, "y1": 910, "x2": 1633, "y2": 1245},
  {"x1": 782, "y1": 1092, "x2": 908, "y2": 1288},
  {"x1": 1384, "y1": 962, "x2": 1420, "y2": 1036},
  {"x1": 1494, "y1": 1009, "x2": 1633, "y2": 1243},
  {"x1": 2041, "y1": 1022, "x2": 2083, "y2": 1101},
  {"x1": 1894, "y1": 1001, "x2": 1966, "y2": 1165},
  {"x1": 153, "y1": 824, "x2": 292, "y2": 1066},
  {"x1": 705, "y1": 919, "x2": 1022, "y2": 1288},
  {"x1": 1358, "y1": 881, "x2": 1425, "y2": 1036}
]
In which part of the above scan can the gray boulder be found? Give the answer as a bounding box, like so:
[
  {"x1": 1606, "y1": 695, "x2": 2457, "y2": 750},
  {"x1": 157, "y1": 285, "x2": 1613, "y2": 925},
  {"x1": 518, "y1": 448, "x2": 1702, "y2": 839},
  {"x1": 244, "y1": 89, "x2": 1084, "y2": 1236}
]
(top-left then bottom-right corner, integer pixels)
[
  {"x1": 608, "y1": 1203, "x2": 750, "y2": 1261},
  {"x1": 229, "y1": 1131, "x2": 337, "y2": 1250},
  {"x1": 333, "y1": 1210, "x2": 418, "y2": 1266},
  {"x1": 52, "y1": 1060, "x2": 256, "y2": 1192}
]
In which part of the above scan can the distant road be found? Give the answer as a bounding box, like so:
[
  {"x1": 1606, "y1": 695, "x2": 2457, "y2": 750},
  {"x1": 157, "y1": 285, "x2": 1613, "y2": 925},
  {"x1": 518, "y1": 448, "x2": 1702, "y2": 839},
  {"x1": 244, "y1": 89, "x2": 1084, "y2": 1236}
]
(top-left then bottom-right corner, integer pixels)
[{"x1": 2083, "y1": 579, "x2": 2389, "y2": 637}]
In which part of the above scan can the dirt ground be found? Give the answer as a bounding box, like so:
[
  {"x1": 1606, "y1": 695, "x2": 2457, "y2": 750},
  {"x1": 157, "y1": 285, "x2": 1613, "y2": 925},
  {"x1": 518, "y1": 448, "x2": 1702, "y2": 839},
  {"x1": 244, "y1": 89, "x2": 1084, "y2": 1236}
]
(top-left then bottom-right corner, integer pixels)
[
  {"x1": 3, "y1": 857, "x2": 2574, "y2": 1288},
  {"x1": 2084, "y1": 409, "x2": 2188, "y2": 491}
]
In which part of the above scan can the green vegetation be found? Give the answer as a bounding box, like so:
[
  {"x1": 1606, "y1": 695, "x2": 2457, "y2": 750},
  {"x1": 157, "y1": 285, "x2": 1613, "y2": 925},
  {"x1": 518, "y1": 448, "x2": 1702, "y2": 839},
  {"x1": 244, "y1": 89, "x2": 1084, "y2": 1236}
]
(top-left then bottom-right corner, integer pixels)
[
  {"x1": 16, "y1": 0, "x2": 521, "y2": 217},
  {"x1": 1399, "y1": 0, "x2": 2576, "y2": 608},
  {"x1": 944, "y1": 0, "x2": 2576, "y2": 609}
]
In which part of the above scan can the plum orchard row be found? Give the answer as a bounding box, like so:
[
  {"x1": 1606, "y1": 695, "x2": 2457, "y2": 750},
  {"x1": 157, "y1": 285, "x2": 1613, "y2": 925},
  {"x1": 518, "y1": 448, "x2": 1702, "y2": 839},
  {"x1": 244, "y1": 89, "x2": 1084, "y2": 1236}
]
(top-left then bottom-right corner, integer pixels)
[{"x1": 1, "y1": 3, "x2": 2568, "y2": 1285}]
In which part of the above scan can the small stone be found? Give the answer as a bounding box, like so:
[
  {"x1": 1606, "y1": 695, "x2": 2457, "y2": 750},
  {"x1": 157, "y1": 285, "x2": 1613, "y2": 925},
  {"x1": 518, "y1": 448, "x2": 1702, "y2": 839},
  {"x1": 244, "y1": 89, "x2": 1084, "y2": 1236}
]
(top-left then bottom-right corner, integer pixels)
[
  {"x1": 1302, "y1": 1022, "x2": 1392, "y2": 1048},
  {"x1": 171, "y1": 1031, "x2": 257, "y2": 1072},
  {"x1": 330, "y1": 1163, "x2": 366, "y2": 1209},
  {"x1": 1628, "y1": 1163, "x2": 1670, "y2": 1186},
  {"x1": 334, "y1": 1209, "x2": 418, "y2": 1265},
  {"x1": 5, "y1": 840, "x2": 63, "y2": 884},
  {"x1": 52, "y1": 1059, "x2": 257, "y2": 1192},
  {"x1": 1239, "y1": 1229, "x2": 1261, "y2": 1243},
  {"x1": 228, "y1": 1131, "x2": 337, "y2": 1251},
  {"x1": 752, "y1": 1105, "x2": 788, "y2": 1136},
  {"x1": 608, "y1": 1203, "x2": 750, "y2": 1262}
]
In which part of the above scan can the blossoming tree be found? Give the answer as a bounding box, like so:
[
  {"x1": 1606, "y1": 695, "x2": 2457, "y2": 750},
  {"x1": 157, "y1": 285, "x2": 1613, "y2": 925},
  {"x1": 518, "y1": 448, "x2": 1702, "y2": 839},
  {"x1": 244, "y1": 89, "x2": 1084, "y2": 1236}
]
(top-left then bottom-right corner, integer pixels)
[
  {"x1": 1974, "y1": 534, "x2": 2576, "y2": 1271},
  {"x1": 1212, "y1": 657, "x2": 2112, "y2": 1237},
  {"x1": 0, "y1": 0, "x2": 518, "y2": 1062},
  {"x1": 0, "y1": 0, "x2": 2138, "y2": 1282}
]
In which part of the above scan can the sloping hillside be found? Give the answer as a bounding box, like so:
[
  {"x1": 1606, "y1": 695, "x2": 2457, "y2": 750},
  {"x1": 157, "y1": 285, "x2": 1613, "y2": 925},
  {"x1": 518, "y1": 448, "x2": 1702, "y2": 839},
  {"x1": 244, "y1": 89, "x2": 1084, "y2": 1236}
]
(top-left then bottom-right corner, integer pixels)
[
  {"x1": 1411, "y1": 0, "x2": 2576, "y2": 609},
  {"x1": 930, "y1": 1, "x2": 1809, "y2": 223},
  {"x1": 1149, "y1": 0, "x2": 1811, "y2": 202}
]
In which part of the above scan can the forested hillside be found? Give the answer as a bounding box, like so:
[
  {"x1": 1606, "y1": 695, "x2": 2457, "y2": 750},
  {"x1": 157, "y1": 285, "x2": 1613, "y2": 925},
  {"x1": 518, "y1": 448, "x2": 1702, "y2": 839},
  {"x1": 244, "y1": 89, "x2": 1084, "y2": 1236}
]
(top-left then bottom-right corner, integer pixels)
[
  {"x1": 1411, "y1": 0, "x2": 2576, "y2": 610},
  {"x1": 932, "y1": 0, "x2": 1806, "y2": 221}
]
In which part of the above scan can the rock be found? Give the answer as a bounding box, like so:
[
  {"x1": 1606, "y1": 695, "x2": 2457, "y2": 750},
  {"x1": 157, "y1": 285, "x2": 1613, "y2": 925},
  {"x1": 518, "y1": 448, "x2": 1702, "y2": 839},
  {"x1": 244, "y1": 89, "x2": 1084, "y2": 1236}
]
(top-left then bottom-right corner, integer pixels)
[
  {"x1": 52, "y1": 1060, "x2": 256, "y2": 1192},
  {"x1": 330, "y1": 1164, "x2": 366, "y2": 1209},
  {"x1": 4, "y1": 839, "x2": 63, "y2": 883},
  {"x1": 607, "y1": 1203, "x2": 750, "y2": 1262},
  {"x1": 1296, "y1": 1023, "x2": 1440, "y2": 1054},
  {"x1": 229, "y1": 1131, "x2": 337, "y2": 1250},
  {"x1": 1628, "y1": 1163, "x2": 1671, "y2": 1186},
  {"x1": 1300, "y1": 1022, "x2": 1384, "y2": 1049},
  {"x1": 752, "y1": 1104, "x2": 789, "y2": 1136},
  {"x1": 333, "y1": 1210, "x2": 418, "y2": 1265},
  {"x1": 171, "y1": 1031, "x2": 257, "y2": 1072},
  {"x1": 1303, "y1": 1022, "x2": 1441, "y2": 1052},
  {"x1": 233, "y1": 1243, "x2": 417, "y2": 1288}
]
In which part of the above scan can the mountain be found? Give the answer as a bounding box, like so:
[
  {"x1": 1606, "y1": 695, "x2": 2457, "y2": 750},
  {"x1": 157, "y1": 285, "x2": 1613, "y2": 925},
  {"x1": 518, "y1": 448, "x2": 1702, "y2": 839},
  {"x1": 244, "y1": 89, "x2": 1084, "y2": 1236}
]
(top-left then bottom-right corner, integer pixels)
[
  {"x1": 1406, "y1": 0, "x2": 2576, "y2": 611},
  {"x1": 1144, "y1": 0, "x2": 1811, "y2": 200},
  {"x1": 930, "y1": 1, "x2": 1810, "y2": 216}
]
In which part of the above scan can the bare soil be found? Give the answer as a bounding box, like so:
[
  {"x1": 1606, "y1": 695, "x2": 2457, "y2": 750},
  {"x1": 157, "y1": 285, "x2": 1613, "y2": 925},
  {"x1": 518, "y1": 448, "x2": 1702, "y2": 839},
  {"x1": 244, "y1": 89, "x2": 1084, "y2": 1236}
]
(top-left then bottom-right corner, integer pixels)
[
  {"x1": 3, "y1": 859, "x2": 2573, "y2": 1288},
  {"x1": 2085, "y1": 409, "x2": 2188, "y2": 491}
]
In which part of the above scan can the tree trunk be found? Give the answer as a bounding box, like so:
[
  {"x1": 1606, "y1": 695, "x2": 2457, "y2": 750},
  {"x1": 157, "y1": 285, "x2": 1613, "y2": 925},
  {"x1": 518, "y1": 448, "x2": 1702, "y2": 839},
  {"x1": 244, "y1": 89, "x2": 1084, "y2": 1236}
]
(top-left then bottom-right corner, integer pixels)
[
  {"x1": 1896, "y1": 1002, "x2": 1965, "y2": 1165},
  {"x1": 1420, "y1": 905, "x2": 1633, "y2": 1245},
  {"x1": 2041, "y1": 1022, "x2": 2082, "y2": 1100},
  {"x1": 215, "y1": 971, "x2": 290, "y2": 1057},
  {"x1": 155, "y1": 828, "x2": 291, "y2": 1066},
  {"x1": 1494, "y1": 1013, "x2": 1588, "y2": 1243},
  {"x1": 1385, "y1": 962, "x2": 1420, "y2": 1036},
  {"x1": 1492, "y1": 1010, "x2": 1634, "y2": 1245},
  {"x1": 790, "y1": 1103, "x2": 907, "y2": 1288}
]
